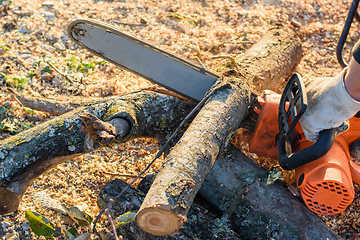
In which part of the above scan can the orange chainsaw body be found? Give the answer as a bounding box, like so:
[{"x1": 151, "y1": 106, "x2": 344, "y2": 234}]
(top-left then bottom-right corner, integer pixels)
[{"x1": 249, "y1": 93, "x2": 360, "y2": 215}]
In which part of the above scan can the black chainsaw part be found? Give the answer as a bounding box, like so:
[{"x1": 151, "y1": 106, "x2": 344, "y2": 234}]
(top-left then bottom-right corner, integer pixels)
[
  {"x1": 336, "y1": 0, "x2": 360, "y2": 67},
  {"x1": 276, "y1": 73, "x2": 335, "y2": 171},
  {"x1": 352, "y1": 39, "x2": 360, "y2": 65}
]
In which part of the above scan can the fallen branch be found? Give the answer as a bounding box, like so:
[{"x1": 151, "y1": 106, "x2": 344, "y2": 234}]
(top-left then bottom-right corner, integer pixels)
[
  {"x1": 0, "y1": 91, "x2": 193, "y2": 214},
  {"x1": 6, "y1": 88, "x2": 92, "y2": 115}
]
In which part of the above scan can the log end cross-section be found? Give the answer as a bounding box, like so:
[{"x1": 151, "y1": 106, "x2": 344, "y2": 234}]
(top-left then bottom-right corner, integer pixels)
[
  {"x1": 136, "y1": 207, "x2": 182, "y2": 236},
  {"x1": 136, "y1": 178, "x2": 195, "y2": 236}
]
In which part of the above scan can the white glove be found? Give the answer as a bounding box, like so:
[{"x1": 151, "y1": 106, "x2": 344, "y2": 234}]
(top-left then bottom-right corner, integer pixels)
[{"x1": 300, "y1": 68, "x2": 360, "y2": 142}]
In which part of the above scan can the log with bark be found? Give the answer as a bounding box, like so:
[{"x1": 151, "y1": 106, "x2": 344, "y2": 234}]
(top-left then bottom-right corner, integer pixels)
[
  {"x1": 198, "y1": 145, "x2": 341, "y2": 239},
  {"x1": 0, "y1": 91, "x2": 193, "y2": 214},
  {"x1": 135, "y1": 26, "x2": 303, "y2": 236}
]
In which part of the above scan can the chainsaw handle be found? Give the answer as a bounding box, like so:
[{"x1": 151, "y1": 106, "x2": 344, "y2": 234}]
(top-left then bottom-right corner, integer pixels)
[
  {"x1": 277, "y1": 73, "x2": 335, "y2": 170},
  {"x1": 277, "y1": 129, "x2": 335, "y2": 170}
]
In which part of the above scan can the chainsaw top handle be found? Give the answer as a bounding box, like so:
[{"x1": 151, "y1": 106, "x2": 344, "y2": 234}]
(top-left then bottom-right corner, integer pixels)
[{"x1": 276, "y1": 73, "x2": 336, "y2": 171}]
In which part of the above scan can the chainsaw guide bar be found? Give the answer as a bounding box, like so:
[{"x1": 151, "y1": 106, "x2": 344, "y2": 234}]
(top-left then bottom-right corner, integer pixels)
[{"x1": 67, "y1": 19, "x2": 219, "y2": 101}]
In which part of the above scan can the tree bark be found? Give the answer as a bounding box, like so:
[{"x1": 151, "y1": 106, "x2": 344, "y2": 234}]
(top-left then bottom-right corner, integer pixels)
[
  {"x1": 135, "y1": 26, "x2": 303, "y2": 236},
  {"x1": 235, "y1": 26, "x2": 303, "y2": 94},
  {"x1": 198, "y1": 145, "x2": 340, "y2": 239},
  {"x1": 0, "y1": 91, "x2": 192, "y2": 214}
]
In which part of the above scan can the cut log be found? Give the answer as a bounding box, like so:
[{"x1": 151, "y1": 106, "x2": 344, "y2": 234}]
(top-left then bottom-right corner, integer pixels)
[
  {"x1": 97, "y1": 178, "x2": 241, "y2": 240},
  {"x1": 198, "y1": 145, "x2": 340, "y2": 239},
  {"x1": 0, "y1": 91, "x2": 192, "y2": 214},
  {"x1": 135, "y1": 26, "x2": 303, "y2": 236}
]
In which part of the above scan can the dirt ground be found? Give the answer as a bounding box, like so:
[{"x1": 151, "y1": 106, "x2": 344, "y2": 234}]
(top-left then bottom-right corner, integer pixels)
[{"x1": 0, "y1": 0, "x2": 360, "y2": 239}]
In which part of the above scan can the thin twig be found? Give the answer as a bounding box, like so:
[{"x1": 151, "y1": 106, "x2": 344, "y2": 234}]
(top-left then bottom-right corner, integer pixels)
[
  {"x1": 102, "y1": 172, "x2": 145, "y2": 178},
  {"x1": 212, "y1": 55, "x2": 236, "y2": 64},
  {"x1": 195, "y1": 56, "x2": 206, "y2": 69},
  {"x1": 47, "y1": 61, "x2": 77, "y2": 84},
  {"x1": 110, "y1": 20, "x2": 149, "y2": 26},
  {"x1": 6, "y1": 88, "x2": 23, "y2": 107},
  {"x1": 105, "y1": 208, "x2": 120, "y2": 240},
  {"x1": 92, "y1": 83, "x2": 232, "y2": 239},
  {"x1": 6, "y1": 88, "x2": 38, "y2": 116}
]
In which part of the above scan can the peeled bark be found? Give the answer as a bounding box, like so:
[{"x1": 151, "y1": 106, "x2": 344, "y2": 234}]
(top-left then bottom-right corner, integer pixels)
[
  {"x1": 135, "y1": 26, "x2": 303, "y2": 236},
  {"x1": 0, "y1": 91, "x2": 192, "y2": 215}
]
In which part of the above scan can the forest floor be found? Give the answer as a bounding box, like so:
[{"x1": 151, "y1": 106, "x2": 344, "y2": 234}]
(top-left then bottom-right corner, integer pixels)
[{"x1": 0, "y1": 0, "x2": 360, "y2": 239}]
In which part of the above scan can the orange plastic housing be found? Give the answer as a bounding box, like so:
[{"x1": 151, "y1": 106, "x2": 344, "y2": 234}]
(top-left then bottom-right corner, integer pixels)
[
  {"x1": 249, "y1": 94, "x2": 281, "y2": 159},
  {"x1": 249, "y1": 93, "x2": 360, "y2": 215},
  {"x1": 295, "y1": 136, "x2": 354, "y2": 215}
]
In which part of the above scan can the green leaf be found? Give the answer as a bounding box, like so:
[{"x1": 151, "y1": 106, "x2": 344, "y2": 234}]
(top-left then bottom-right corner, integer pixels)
[
  {"x1": 1, "y1": 45, "x2": 10, "y2": 51},
  {"x1": 9, "y1": 77, "x2": 28, "y2": 88},
  {"x1": 0, "y1": 120, "x2": 21, "y2": 133},
  {"x1": 23, "y1": 107, "x2": 35, "y2": 115},
  {"x1": 0, "y1": 72, "x2": 9, "y2": 81},
  {"x1": 78, "y1": 60, "x2": 95, "y2": 73},
  {"x1": 42, "y1": 65, "x2": 52, "y2": 74},
  {"x1": 95, "y1": 59, "x2": 107, "y2": 66},
  {"x1": 67, "y1": 206, "x2": 93, "y2": 226},
  {"x1": 0, "y1": 107, "x2": 7, "y2": 115},
  {"x1": 114, "y1": 211, "x2": 137, "y2": 228},
  {"x1": 66, "y1": 56, "x2": 78, "y2": 70},
  {"x1": 14, "y1": 119, "x2": 33, "y2": 129},
  {"x1": 78, "y1": 211, "x2": 93, "y2": 226},
  {"x1": 67, "y1": 226, "x2": 77, "y2": 240},
  {"x1": 25, "y1": 210, "x2": 55, "y2": 238}
]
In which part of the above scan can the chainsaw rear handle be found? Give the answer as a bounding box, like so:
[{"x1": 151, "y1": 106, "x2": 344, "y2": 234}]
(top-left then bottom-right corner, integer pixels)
[
  {"x1": 276, "y1": 73, "x2": 336, "y2": 170},
  {"x1": 336, "y1": 0, "x2": 360, "y2": 67},
  {"x1": 277, "y1": 129, "x2": 335, "y2": 170}
]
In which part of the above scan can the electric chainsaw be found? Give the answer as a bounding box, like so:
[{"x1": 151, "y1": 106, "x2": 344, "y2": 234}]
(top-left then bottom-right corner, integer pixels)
[
  {"x1": 67, "y1": 19, "x2": 360, "y2": 215},
  {"x1": 249, "y1": 74, "x2": 360, "y2": 215}
]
